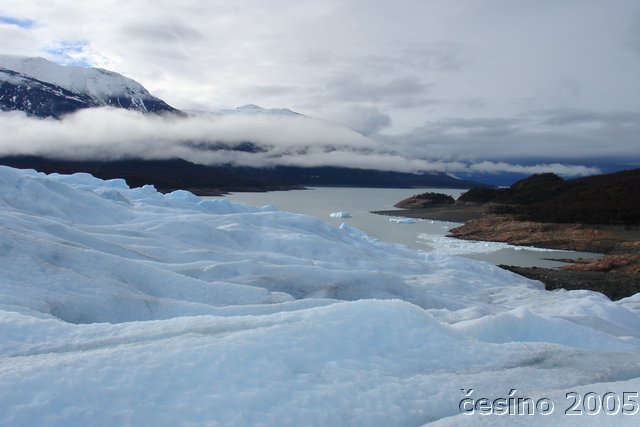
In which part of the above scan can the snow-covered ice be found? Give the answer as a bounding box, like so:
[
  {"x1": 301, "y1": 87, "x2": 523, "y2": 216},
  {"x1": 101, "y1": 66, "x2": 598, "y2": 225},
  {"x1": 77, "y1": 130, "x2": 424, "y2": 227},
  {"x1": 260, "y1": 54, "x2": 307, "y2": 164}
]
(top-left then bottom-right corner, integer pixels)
[{"x1": 1, "y1": 166, "x2": 640, "y2": 426}]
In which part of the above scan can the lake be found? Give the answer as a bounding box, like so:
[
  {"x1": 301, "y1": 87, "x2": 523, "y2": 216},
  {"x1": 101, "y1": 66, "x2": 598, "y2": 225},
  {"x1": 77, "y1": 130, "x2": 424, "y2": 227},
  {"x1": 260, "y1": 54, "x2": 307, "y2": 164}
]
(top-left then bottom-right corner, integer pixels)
[{"x1": 220, "y1": 187, "x2": 600, "y2": 268}]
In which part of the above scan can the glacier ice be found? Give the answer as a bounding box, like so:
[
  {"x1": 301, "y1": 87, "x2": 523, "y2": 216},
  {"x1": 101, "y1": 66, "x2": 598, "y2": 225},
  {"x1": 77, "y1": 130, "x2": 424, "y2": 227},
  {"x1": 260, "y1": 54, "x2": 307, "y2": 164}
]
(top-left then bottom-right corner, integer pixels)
[{"x1": 0, "y1": 165, "x2": 639, "y2": 426}]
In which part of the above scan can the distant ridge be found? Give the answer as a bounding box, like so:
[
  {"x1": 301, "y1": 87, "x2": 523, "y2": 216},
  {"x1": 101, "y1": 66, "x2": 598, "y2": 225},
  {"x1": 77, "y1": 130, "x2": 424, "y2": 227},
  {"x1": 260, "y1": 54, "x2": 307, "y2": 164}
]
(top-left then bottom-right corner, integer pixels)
[{"x1": 0, "y1": 156, "x2": 482, "y2": 195}]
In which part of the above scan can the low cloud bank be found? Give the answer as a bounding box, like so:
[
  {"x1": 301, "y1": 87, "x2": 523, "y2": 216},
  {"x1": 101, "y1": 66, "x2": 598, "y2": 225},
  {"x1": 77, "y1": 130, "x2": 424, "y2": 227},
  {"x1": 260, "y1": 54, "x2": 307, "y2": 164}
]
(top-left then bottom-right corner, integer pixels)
[{"x1": 0, "y1": 108, "x2": 601, "y2": 177}]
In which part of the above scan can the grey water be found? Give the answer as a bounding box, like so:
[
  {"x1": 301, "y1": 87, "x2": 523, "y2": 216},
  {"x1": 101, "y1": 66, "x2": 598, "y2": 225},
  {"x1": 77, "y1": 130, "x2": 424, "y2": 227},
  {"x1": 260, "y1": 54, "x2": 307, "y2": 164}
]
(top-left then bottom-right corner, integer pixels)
[{"x1": 222, "y1": 187, "x2": 600, "y2": 268}]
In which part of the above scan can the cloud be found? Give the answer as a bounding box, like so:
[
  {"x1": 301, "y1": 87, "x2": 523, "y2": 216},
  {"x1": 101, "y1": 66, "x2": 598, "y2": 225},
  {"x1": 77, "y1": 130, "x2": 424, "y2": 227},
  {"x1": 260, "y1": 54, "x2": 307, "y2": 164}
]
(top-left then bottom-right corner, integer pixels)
[
  {"x1": 388, "y1": 107, "x2": 640, "y2": 164},
  {"x1": 121, "y1": 21, "x2": 203, "y2": 44},
  {"x1": 1, "y1": 1, "x2": 638, "y2": 178},
  {"x1": 0, "y1": 109, "x2": 606, "y2": 178},
  {"x1": 0, "y1": 108, "x2": 388, "y2": 167},
  {"x1": 530, "y1": 109, "x2": 640, "y2": 127},
  {"x1": 466, "y1": 161, "x2": 601, "y2": 177},
  {"x1": 0, "y1": 22, "x2": 41, "y2": 57},
  {"x1": 44, "y1": 41, "x2": 98, "y2": 67},
  {"x1": 324, "y1": 74, "x2": 433, "y2": 108},
  {"x1": 0, "y1": 16, "x2": 34, "y2": 29},
  {"x1": 321, "y1": 105, "x2": 391, "y2": 135},
  {"x1": 2, "y1": 1, "x2": 639, "y2": 134},
  {"x1": 627, "y1": 13, "x2": 640, "y2": 54}
]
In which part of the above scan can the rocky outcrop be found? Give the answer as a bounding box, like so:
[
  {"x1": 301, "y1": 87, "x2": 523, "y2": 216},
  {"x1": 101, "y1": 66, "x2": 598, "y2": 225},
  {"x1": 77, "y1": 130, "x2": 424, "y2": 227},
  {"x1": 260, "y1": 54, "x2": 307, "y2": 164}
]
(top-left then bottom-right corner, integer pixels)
[
  {"x1": 499, "y1": 265, "x2": 639, "y2": 301},
  {"x1": 448, "y1": 214, "x2": 639, "y2": 254},
  {"x1": 451, "y1": 214, "x2": 640, "y2": 299},
  {"x1": 393, "y1": 192, "x2": 455, "y2": 209},
  {"x1": 562, "y1": 254, "x2": 640, "y2": 274},
  {"x1": 384, "y1": 170, "x2": 640, "y2": 299}
]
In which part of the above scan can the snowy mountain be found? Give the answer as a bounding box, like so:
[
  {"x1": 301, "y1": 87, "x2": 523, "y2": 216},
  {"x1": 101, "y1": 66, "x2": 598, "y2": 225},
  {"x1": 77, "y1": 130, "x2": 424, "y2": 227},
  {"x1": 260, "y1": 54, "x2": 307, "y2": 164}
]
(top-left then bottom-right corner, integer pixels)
[
  {"x1": 187, "y1": 103, "x2": 304, "y2": 118},
  {"x1": 1, "y1": 165, "x2": 639, "y2": 426},
  {"x1": 0, "y1": 55, "x2": 177, "y2": 117},
  {"x1": 227, "y1": 103, "x2": 302, "y2": 116}
]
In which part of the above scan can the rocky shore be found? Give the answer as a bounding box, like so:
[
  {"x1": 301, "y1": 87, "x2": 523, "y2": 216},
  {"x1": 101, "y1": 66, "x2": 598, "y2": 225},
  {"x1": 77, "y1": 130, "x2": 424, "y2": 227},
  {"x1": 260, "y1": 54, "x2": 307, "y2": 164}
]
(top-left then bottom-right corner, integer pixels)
[
  {"x1": 400, "y1": 210, "x2": 640, "y2": 299},
  {"x1": 499, "y1": 265, "x2": 639, "y2": 301},
  {"x1": 373, "y1": 171, "x2": 640, "y2": 300},
  {"x1": 448, "y1": 214, "x2": 640, "y2": 254},
  {"x1": 371, "y1": 203, "x2": 490, "y2": 223}
]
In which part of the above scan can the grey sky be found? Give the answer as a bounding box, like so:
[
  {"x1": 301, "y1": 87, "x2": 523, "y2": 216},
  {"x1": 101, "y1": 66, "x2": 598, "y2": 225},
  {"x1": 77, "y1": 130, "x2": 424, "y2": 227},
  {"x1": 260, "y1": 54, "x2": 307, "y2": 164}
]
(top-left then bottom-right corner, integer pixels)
[{"x1": 1, "y1": 0, "x2": 639, "y2": 176}]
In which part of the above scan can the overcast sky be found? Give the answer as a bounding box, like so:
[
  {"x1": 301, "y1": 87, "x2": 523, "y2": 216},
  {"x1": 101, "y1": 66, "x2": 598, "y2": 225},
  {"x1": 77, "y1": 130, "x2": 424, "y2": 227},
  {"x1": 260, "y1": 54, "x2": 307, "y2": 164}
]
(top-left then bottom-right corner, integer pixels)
[{"x1": 1, "y1": 0, "x2": 639, "y2": 177}]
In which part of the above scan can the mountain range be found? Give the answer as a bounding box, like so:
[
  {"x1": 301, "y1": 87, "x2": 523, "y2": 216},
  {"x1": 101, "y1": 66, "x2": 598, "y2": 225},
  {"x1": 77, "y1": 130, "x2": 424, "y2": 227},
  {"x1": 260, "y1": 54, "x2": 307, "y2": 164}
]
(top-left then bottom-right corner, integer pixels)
[{"x1": 0, "y1": 54, "x2": 483, "y2": 192}]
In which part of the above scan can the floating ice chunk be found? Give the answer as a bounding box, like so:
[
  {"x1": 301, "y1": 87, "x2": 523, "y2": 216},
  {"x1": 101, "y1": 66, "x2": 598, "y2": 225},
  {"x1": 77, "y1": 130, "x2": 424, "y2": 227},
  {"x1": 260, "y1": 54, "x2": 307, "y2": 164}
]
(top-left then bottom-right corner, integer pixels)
[
  {"x1": 417, "y1": 233, "x2": 556, "y2": 254},
  {"x1": 330, "y1": 211, "x2": 352, "y2": 218},
  {"x1": 389, "y1": 217, "x2": 416, "y2": 224}
]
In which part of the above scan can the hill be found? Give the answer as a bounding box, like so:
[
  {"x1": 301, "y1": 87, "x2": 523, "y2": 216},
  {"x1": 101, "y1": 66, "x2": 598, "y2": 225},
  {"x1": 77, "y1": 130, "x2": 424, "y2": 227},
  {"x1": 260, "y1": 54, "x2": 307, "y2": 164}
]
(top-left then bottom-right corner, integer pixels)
[{"x1": 459, "y1": 169, "x2": 640, "y2": 225}]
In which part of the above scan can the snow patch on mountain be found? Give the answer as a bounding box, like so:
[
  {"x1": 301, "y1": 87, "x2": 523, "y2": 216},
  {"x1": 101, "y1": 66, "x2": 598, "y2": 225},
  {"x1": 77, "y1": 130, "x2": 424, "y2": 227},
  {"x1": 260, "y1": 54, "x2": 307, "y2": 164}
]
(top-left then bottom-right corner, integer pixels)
[
  {"x1": 188, "y1": 104, "x2": 304, "y2": 118},
  {"x1": 0, "y1": 54, "x2": 177, "y2": 116},
  {"x1": 0, "y1": 55, "x2": 147, "y2": 99}
]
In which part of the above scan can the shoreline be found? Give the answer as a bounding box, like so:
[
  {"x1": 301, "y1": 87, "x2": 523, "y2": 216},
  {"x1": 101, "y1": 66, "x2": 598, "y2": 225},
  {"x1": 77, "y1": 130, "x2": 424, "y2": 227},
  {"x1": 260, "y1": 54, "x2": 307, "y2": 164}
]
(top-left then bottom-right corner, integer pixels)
[
  {"x1": 371, "y1": 207, "x2": 640, "y2": 300},
  {"x1": 371, "y1": 203, "x2": 490, "y2": 223},
  {"x1": 499, "y1": 265, "x2": 639, "y2": 301}
]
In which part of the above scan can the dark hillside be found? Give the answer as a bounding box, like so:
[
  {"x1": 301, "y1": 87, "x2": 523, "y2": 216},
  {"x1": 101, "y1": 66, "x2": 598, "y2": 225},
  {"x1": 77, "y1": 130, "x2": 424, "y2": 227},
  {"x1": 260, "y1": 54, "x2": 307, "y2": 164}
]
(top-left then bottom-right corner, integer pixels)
[
  {"x1": 458, "y1": 169, "x2": 640, "y2": 225},
  {"x1": 0, "y1": 156, "x2": 483, "y2": 194}
]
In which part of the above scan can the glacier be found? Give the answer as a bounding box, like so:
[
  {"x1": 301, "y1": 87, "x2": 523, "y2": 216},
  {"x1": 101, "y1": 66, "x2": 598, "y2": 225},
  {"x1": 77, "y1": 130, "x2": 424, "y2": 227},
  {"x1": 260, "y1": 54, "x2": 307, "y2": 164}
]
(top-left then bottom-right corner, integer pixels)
[{"x1": 1, "y1": 165, "x2": 640, "y2": 426}]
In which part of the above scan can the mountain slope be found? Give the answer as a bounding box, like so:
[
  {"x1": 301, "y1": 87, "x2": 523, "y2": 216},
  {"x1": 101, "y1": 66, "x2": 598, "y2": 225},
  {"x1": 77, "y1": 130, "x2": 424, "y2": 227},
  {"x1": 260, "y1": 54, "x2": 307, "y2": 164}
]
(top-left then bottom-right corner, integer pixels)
[
  {"x1": 0, "y1": 55, "x2": 177, "y2": 117},
  {"x1": 459, "y1": 169, "x2": 640, "y2": 224}
]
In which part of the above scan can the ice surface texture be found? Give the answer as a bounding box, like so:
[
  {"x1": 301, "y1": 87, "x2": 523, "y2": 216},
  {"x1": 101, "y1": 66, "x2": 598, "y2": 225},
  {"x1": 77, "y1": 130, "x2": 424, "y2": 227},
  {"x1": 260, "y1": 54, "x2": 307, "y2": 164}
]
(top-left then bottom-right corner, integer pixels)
[{"x1": 1, "y1": 165, "x2": 640, "y2": 426}]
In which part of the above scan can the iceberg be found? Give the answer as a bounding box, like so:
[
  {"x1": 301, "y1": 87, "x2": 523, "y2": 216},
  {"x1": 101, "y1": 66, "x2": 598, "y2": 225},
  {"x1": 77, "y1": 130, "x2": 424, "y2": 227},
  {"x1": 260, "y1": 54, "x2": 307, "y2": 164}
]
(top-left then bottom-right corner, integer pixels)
[
  {"x1": 389, "y1": 216, "x2": 416, "y2": 224},
  {"x1": 329, "y1": 211, "x2": 352, "y2": 218},
  {"x1": 0, "y1": 165, "x2": 639, "y2": 426}
]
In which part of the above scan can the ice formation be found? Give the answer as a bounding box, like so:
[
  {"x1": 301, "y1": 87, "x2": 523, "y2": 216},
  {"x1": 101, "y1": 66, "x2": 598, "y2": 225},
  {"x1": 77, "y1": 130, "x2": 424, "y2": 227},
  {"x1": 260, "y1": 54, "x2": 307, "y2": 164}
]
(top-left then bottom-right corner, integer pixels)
[
  {"x1": 1, "y1": 166, "x2": 639, "y2": 426},
  {"x1": 329, "y1": 211, "x2": 352, "y2": 218},
  {"x1": 389, "y1": 216, "x2": 416, "y2": 224}
]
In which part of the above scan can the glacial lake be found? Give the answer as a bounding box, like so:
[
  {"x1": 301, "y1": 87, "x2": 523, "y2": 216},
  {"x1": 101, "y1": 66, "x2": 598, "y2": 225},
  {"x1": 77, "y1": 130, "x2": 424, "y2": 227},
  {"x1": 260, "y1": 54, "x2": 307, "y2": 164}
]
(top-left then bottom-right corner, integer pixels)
[{"x1": 221, "y1": 187, "x2": 600, "y2": 268}]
